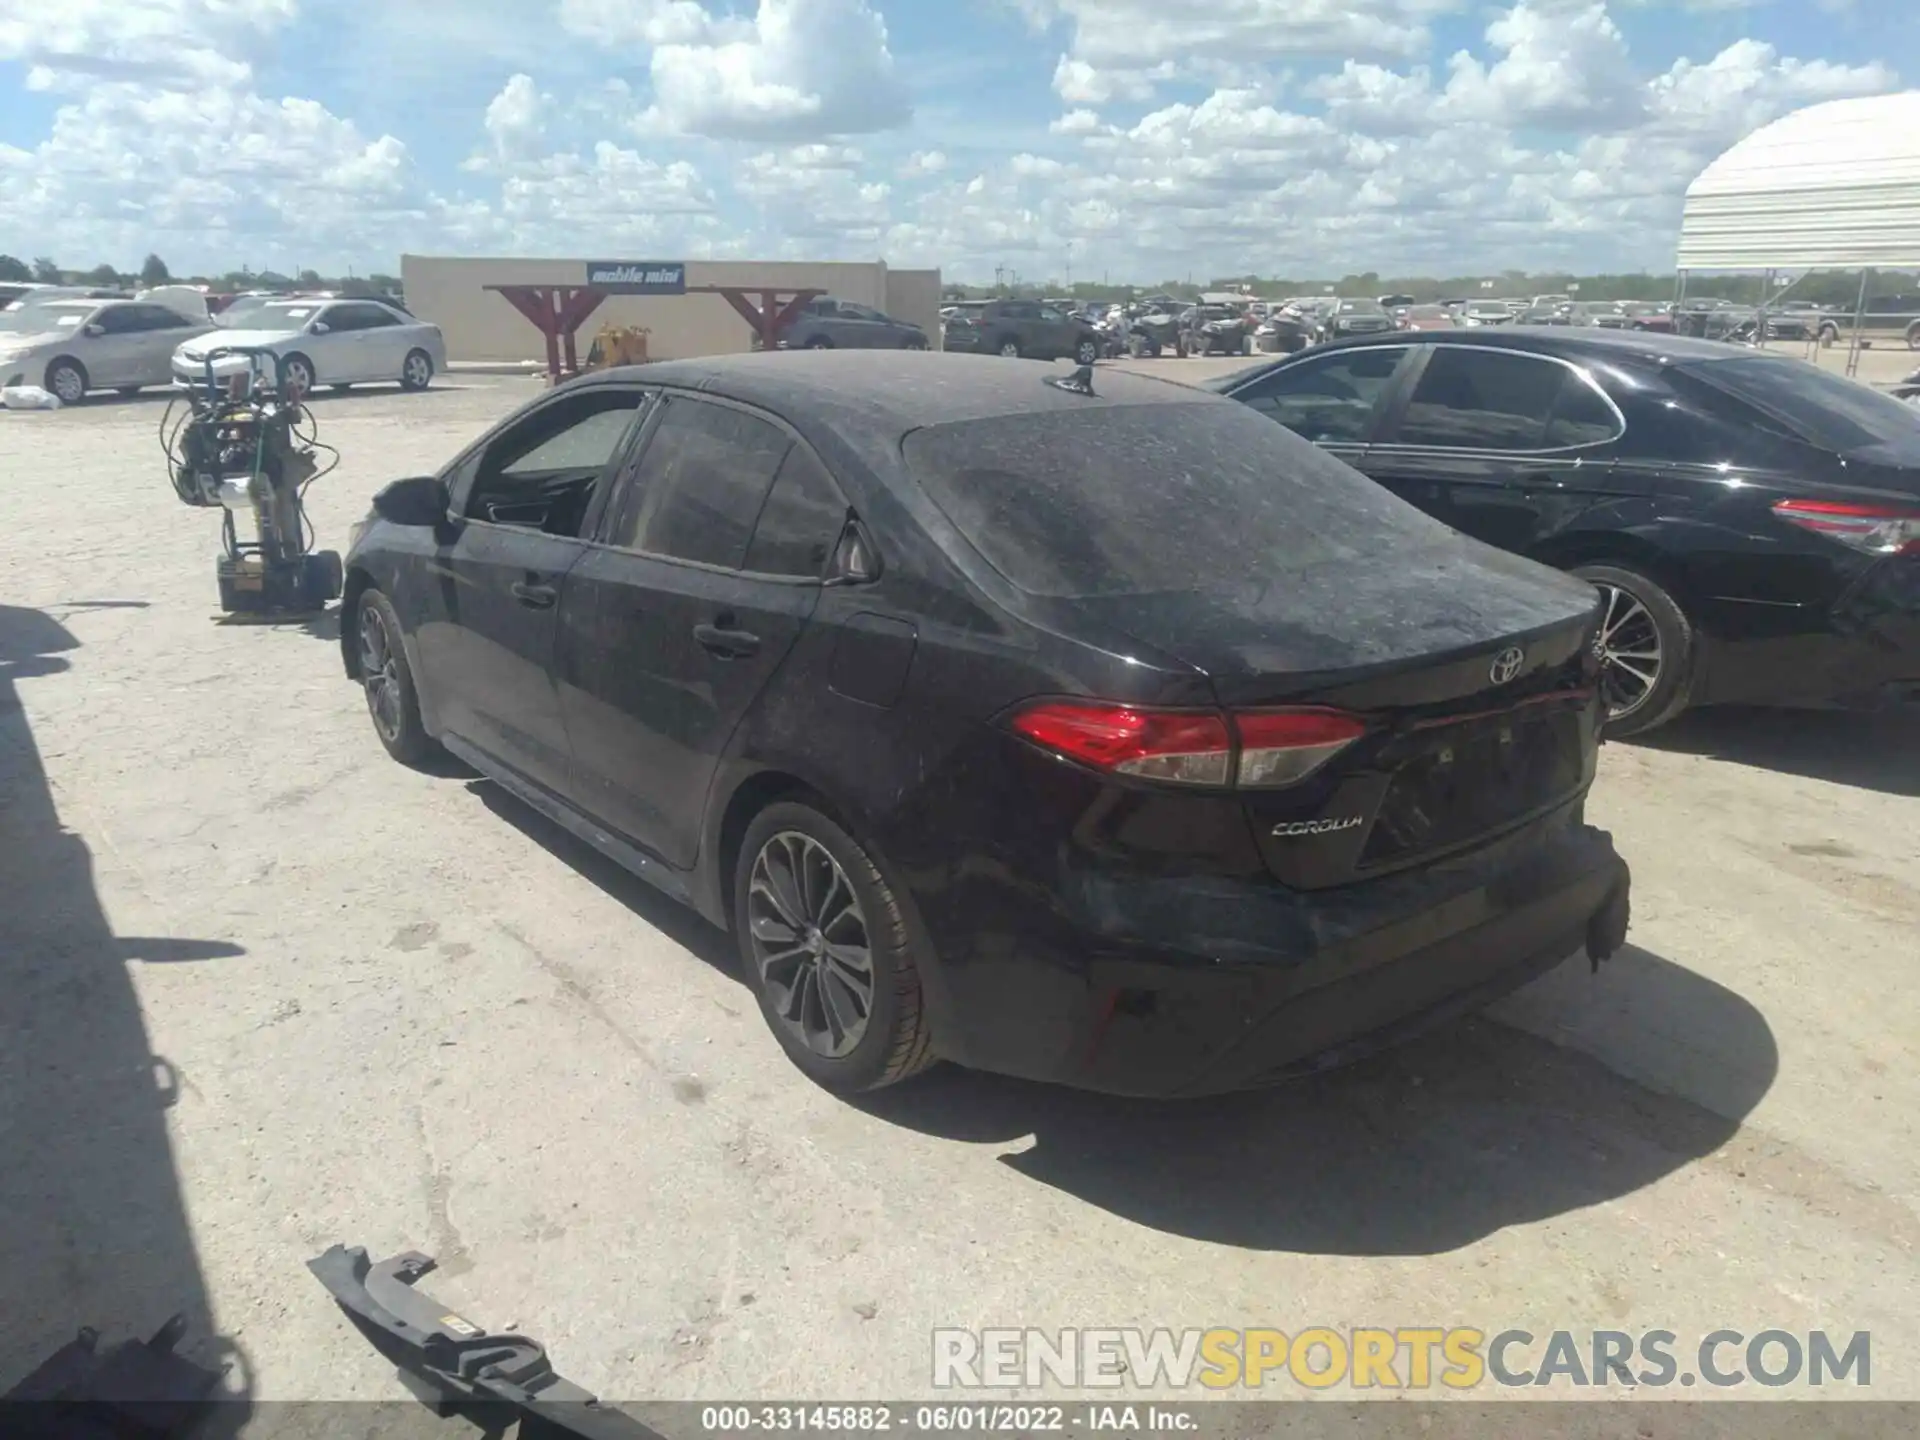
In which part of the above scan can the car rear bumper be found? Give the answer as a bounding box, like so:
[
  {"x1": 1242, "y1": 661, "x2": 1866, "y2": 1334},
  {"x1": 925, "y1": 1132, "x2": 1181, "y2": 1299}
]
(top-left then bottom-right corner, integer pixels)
[
  {"x1": 1694, "y1": 558, "x2": 1920, "y2": 708},
  {"x1": 921, "y1": 805, "x2": 1629, "y2": 1098}
]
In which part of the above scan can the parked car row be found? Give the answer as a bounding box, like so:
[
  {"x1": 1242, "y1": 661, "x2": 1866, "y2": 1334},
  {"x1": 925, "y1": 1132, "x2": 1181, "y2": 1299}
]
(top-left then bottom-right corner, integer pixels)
[{"x1": 0, "y1": 290, "x2": 446, "y2": 402}]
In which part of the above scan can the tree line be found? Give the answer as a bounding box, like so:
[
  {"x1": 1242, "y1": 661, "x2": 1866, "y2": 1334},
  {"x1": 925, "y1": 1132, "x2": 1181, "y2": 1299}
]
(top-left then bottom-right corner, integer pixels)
[{"x1": 0, "y1": 253, "x2": 401, "y2": 296}]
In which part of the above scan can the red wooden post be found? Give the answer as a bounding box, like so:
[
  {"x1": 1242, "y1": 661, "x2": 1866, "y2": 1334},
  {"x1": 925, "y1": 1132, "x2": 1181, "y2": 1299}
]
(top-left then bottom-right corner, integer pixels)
[{"x1": 484, "y1": 284, "x2": 607, "y2": 381}]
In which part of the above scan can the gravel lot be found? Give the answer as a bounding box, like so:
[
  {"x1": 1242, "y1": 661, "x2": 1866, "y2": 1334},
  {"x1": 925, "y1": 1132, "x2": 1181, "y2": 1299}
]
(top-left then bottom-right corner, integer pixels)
[{"x1": 3, "y1": 361, "x2": 1916, "y2": 1418}]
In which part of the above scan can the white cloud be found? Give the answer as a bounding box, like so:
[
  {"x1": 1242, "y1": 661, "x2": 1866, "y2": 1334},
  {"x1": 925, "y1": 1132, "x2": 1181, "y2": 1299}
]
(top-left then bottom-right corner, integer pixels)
[
  {"x1": 1442, "y1": 1, "x2": 1643, "y2": 129},
  {"x1": 735, "y1": 145, "x2": 891, "y2": 250},
  {"x1": 556, "y1": 0, "x2": 745, "y2": 47},
  {"x1": 1049, "y1": 108, "x2": 1105, "y2": 136},
  {"x1": 0, "y1": 0, "x2": 295, "y2": 90},
  {"x1": 1009, "y1": 153, "x2": 1068, "y2": 178},
  {"x1": 467, "y1": 73, "x2": 554, "y2": 169},
  {"x1": 904, "y1": 150, "x2": 949, "y2": 175},
  {"x1": 573, "y1": 0, "x2": 912, "y2": 140},
  {"x1": 1026, "y1": 0, "x2": 1460, "y2": 84},
  {"x1": 2, "y1": 84, "x2": 424, "y2": 270}
]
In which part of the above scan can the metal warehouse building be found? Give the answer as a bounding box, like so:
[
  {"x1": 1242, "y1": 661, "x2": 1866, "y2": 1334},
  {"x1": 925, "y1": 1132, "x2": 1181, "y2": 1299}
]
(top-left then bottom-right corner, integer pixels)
[{"x1": 401, "y1": 255, "x2": 943, "y2": 364}]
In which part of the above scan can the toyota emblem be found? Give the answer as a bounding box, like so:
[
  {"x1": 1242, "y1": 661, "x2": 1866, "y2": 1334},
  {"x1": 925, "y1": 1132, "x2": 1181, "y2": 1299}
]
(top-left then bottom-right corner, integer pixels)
[{"x1": 1489, "y1": 647, "x2": 1525, "y2": 685}]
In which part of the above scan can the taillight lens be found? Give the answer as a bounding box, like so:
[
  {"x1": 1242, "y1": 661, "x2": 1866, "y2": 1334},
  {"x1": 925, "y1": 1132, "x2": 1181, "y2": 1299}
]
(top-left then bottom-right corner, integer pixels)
[
  {"x1": 1234, "y1": 708, "x2": 1368, "y2": 787},
  {"x1": 1010, "y1": 702, "x2": 1232, "y2": 785},
  {"x1": 1009, "y1": 701, "x2": 1367, "y2": 788},
  {"x1": 1773, "y1": 499, "x2": 1920, "y2": 557}
]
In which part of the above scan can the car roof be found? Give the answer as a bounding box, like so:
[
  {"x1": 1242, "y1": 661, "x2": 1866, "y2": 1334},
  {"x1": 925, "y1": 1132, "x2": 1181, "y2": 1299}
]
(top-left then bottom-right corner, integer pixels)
[
  {"x1": 578, "y1": 349, "x2": 1221, "y2": 436},
  {"x1": 1314, "y1": 326, "x2": 1743, "y2": 366}
]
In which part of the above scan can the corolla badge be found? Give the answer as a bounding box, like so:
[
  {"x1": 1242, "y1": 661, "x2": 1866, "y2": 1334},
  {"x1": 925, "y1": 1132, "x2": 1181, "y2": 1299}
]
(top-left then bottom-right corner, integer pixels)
[
  {"x1": 1271, "y1": 816, "x2": 1365, "y2": 838},
  {"x1": 1489, "y1": 646, "x2": 1526, "y2": 685}
]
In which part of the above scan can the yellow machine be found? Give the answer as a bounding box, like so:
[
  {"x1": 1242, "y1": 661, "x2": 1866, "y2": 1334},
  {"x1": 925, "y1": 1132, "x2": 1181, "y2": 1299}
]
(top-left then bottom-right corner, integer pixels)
[{"x1": 582, "y1": 324, "x2": 652, "y2": 371}]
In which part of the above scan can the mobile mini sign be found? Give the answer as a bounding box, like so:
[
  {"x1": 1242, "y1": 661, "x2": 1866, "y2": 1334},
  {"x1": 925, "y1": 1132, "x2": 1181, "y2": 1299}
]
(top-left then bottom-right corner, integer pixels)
[{"x1": 584, "y1": 261, "x2": 687, "y2": 295}]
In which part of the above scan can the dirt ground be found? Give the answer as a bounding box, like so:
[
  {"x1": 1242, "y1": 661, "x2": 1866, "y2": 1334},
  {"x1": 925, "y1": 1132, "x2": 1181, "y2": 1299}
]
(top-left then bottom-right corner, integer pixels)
[{"x1": 2, "y1": 363, "x2": 1916, "y2": 1421}]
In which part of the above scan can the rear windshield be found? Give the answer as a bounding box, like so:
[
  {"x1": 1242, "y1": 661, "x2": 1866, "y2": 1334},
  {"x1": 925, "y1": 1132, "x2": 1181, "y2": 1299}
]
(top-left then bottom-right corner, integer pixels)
[
  {"x1": 901, "y1": 401, "x2": 1448, "y2": 599},
  {"x1": 1678, "y1": 356, "x2": 1920, "y2": 453}
]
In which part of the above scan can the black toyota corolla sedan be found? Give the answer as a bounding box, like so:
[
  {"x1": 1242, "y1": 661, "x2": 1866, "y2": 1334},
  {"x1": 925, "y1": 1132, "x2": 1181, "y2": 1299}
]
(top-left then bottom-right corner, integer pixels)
[
  {"x1": 1208, "y1": 330, "x2": 1920, "y2": 735},
  {"x1": 339, "y1": 351, "x2": 1629, "y2": 1098}
]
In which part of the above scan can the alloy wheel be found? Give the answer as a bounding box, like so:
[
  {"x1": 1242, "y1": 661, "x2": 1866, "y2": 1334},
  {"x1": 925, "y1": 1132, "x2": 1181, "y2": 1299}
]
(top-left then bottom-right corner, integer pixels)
[
  {"x1": 49, "y1": 366, "x2": 84, "y2": 404},
  {"x1": 1593, "y1": 583, "x2": 1663, "y2": 720},
  {"x1": 747, "y1": 831, "x2": 875, "y2": 1060},
  {"x1": 403, "y1": 353, "x2": 432, "y2": 388},
  {"x1": 359, "y1": 604, "x2": 403, "y2": 742},
  {"x1": 285, "y1": 358, "x2": 314, "y2": 392}
]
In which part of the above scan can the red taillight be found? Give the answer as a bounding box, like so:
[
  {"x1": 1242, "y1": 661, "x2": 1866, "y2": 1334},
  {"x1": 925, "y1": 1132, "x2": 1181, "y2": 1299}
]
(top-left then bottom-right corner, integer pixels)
[
  {"x1": 1009, "y1": 701, "x2": 1366, "y2": 788},
  {"x1": 1010, "y1": 702, "x2": 1233, "y2": 785},
  {"x1": 1773, "y1": 498, "x2": 1920, "y2": 557},
  {"x1": 1233, "y1": 708, "x2": 1367, "y2": 787}
]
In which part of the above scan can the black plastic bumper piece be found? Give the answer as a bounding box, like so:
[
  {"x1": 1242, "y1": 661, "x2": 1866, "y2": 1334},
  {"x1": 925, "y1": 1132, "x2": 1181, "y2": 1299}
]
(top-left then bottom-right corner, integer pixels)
[{"x1": 308, "y1": 1244, "x2": 665, "y2": 1440}]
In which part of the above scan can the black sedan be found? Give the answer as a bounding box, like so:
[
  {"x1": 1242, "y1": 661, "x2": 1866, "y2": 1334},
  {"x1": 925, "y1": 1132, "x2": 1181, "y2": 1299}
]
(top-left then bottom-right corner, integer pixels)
[
  {"x1": 1208, "y1": 330, "x2": 1920, "y2": 734},
  {"x1": 339, "y1": 351, "x2": 1628, "y2": 1098}
]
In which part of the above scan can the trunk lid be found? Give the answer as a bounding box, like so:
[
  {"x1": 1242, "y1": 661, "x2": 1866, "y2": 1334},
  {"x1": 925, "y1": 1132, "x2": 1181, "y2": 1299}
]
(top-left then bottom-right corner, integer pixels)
[{"x1": 1057, "y1": 548, "x2": 1605, "y2": 890}]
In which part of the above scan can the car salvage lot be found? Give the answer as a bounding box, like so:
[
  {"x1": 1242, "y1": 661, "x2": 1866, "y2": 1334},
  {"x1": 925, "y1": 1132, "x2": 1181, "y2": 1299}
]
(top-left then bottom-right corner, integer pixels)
[{"x1": 4, "y1": 372, "x2": 1919, "y2": 1409}]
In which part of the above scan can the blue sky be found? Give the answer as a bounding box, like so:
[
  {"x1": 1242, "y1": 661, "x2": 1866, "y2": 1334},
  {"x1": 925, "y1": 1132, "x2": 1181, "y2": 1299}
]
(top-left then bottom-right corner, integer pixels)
[{"x1": 1, "y1": 0, "x2": 1912, "y2": 282}]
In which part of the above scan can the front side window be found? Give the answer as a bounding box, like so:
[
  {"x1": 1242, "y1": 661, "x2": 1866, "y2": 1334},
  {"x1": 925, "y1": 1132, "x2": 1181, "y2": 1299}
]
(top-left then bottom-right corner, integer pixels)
[
  {"x1": 608, "y1": 397, "x2": 792, "y2": 569},
  {"x1": 1231, "y1": 347, "x2": 1407, "y2": 444},
  {"x1": 468, "y1": 388, "x2": 650, "y2": 535}
]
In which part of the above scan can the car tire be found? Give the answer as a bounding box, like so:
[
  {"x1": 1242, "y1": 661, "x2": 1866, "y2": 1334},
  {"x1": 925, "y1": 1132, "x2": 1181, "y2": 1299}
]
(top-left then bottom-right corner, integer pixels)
[
  {"x1": 281, "y1": 353, "x2": 316, "y2": 395},
  {"x1": 733, "y1": 800, "x2": 937, "y2": 1095},
  {"x1": 804, "y1": 336, "x2": 833, "y2": 350},
  {"x1": 1074, "y1": 338, "x2": 1099, "y2": 366},
  {"x1": 400, "y1": 349, "x2": 434, "y2": 391},
  {"x1": 1906, "y1": 322, "x2": 1920, "y2": 351},
  {"x1": 45, "y1": 358, "x2": 87, "y2": 405},
  {"x1": 904, "y1": 337, "x2": 928, "y2": 351},
  {"x1": 1571, "y1": 562, "x2": 1695, "y2": 738},
  {"x1": 997, "y1": 337, "x2": 1021, "y2": 358},
  {"x1": 354, "y1": 587, "x2": 436, "y2": 766}
]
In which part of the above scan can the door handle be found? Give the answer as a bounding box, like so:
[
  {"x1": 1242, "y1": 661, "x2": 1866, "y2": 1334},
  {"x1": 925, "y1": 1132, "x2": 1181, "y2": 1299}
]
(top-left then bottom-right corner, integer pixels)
[
  {"x1": 511, "y1": 580, "x2": 557, "y2": 609},
  {"x1": 694, "y1": 623, "x2": 762, "y2": 659}
]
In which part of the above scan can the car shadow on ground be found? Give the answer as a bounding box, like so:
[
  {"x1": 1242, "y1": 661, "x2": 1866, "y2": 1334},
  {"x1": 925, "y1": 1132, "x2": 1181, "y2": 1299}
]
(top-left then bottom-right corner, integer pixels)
[
  {"x1": 1631, "y1": 706, "x2": 1919, "y2": 796},
  {"x1": 857, "y1": 943, "x2": 1776, "y2": 1257},
  {"x1": 0, "y1": 604, "x2": 251, "y2": 1423},
  {"x1": 212, "y1": 604, "x2": 340, "y2": 644},
  {"x1": 468, "y1": 780, "x2": 741, "y2": 977}
]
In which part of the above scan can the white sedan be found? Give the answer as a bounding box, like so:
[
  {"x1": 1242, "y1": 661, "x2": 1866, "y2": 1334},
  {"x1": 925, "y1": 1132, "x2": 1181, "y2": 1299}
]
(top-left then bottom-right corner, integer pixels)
[{"x1": 172, "y1": 298, "x2": 446, "y2": 394}]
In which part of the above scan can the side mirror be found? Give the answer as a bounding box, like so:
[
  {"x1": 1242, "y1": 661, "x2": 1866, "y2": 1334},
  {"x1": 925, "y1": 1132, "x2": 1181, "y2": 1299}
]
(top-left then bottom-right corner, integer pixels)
[
  {"x1": 372, "y1": 474, "x2": 451, "y2": 529},
  {"x1": 84, "y1": 324, "x2": 104, "y2": 337},
  {"x1": 309, "y1": 321, "x2": 330, "y2": 334}
]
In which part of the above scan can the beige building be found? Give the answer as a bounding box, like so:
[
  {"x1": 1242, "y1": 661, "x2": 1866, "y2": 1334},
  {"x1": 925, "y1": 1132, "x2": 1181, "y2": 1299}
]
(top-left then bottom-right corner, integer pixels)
[{"x1": 401, "y1": 255, "x2": 943, "y2": 365}]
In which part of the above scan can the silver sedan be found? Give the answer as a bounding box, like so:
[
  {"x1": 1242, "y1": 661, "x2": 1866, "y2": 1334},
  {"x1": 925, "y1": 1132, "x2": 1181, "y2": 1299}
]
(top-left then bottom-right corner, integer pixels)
[{"x1": 0, "y1": 299, "x2": 212, "y2": 403}]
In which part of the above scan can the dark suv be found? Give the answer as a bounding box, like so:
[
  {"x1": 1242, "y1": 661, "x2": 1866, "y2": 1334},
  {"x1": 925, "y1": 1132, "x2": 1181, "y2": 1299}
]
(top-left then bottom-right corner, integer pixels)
[
  {"x1": 1212, "y1": 330, "x2": 1920, "y2": 735},
  {"x1": 942, "y1": 300, "x2": 1102, "y2": 364}
]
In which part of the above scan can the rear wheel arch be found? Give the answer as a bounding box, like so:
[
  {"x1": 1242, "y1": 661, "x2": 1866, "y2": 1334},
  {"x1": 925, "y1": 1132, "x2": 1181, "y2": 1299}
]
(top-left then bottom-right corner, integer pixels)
[
  {"x1": 1527, "y1": 530, "x2": 1701, "y2": 611},
  {"x1": 709, "y1": 770, "x2": 828, "y2": 930}
]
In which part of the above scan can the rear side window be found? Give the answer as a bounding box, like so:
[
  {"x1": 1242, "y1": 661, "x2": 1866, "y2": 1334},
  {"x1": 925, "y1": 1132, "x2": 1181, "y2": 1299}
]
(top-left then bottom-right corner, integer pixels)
[
  {"x1": 610, "y1": 397, "x2": 792, "y2": 568},
  {"x1": 1231, "y1": 347, "x2": 1406, "y2": 443},
  {"x1": 903, "y1": 400, "x2": 1454, "y2": 600},
  {"x1": 1392, "y1": 348, "x2": 1616, "y2": 451},
  {"x1": 743, "y1": 447, "x2": 847, "y2": 578},
  {"x1": 1674, "y1": 356, "x2": 1920, "y2": 454}
]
